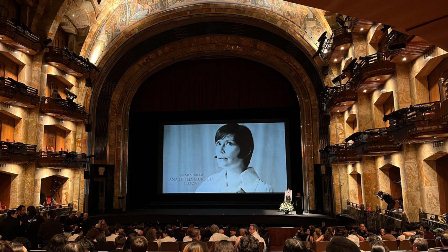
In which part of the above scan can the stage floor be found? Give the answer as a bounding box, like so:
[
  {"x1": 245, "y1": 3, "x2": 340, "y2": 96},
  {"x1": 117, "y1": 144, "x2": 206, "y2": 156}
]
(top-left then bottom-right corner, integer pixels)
[{"x1": 96, "y1": 208, "x2": 335, "y2": 227}]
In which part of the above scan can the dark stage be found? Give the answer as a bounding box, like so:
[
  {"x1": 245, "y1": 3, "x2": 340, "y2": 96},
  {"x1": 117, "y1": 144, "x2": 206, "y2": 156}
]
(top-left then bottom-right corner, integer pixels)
[{"x1": 95, "y1": 208, "x2": 335, "y2": 227}]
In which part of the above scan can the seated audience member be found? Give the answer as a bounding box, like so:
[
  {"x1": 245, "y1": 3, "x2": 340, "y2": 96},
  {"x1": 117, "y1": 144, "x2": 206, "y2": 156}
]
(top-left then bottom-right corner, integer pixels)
[
  {"x1": 209, "y1": 224, "x2": 229, "y2": 241},
  {"x1": 249, "y1": 224, "x2": 266, "y2": 249},
  {"x1": 214, "y1": 240, "x2": 235, "y2": 252},
  {"x1": 76, "y1": 237, "x2": 95, "y2": 252},
  {"x1": 146, "y1": 227, "x2": 159, "y2": 243},
  {"x1": 183, "y1": 225, "x2": 195, "y2": 242},
  {"x1": 62, "y1": 242, "x2": 87, "y2": 252},
  {"x1": 358, "y1": 224, "x2": 369, "y2": 239},
  {"x1": 413, "y1": 238, "x2": 428, "y2": 251},
  {"x1": 191, "y1": 229, "x2": 202, "y2": 242},
  {"x1": 371, "y1": 244, "x2": 389, "y2": 252},
  {"x1": 107, "y1": 225, "x2": 125, "y2": 242},
  {"x1": 0, "y1": 209, "x2": 20, "y2": 241},
  {"x1": 228, "y1": 227, "x2": 238, "y2": 242},
  {"x1": 283, "y1": 238, "x2": 307, "y2": 252},
  {"x1": 316, "y1": 227, "x2": 334, "y2": 242},
  {"x1": 159, "y1": 228, "x2": 176, "y2": 243},
  {"x1": 113, "y1": 235, "x2": 126, "y2": 252},
  {"x1": 46, "y1": 234, "x2": 67, "y2": 252},
  {"x1": 238, "y1": 235, "x2": 260, "y2": 252},
  {"x1": 10, "y1": 242, "x2": 26, "y2": 252},
  {"x1": 347, "y1": 231, "x2": 361, "y2": 248},
  {"x1": 0, "y1": 241, "x2": 13, "y2": 252},
  {"x1": 131, "y1": 236, "x2": 148, "y2": 252},
  {"x1": 326, "y1": 236, "x2": 360, "y2": 252},
  {"x1": 183, "y1": 242, "x2": 205, "y2": 252},
  {"x1": 38, "y1": 211, "x2": 64, "y2": 245},
  {"x1": 380, "y1": 228, "x2": 396, "y2": 241}
]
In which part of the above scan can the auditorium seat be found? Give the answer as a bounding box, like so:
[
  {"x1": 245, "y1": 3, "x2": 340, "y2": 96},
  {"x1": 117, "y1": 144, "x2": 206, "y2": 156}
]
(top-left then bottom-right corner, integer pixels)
[
  {"x1": 359, "y1": 241, "x2": 371, "y2": 251},
  {"x1": 427, "y1": 239, "x2": 436, "y2": 248},
  {"x1": 383, "y1": 240, "x2": 398, "y2": 250},
  {"x1": 148, "y1": 242, "x2": 159, "y2": 251},
  {"x1": 399, "y1": 240, "x2": 412, "y2": 250},
  {"x1": 314, "y1": 241, "x2": 329, "y2": 252},
  {"x1": 160, "y1": 242, "x2": 180, "y2": 252}
]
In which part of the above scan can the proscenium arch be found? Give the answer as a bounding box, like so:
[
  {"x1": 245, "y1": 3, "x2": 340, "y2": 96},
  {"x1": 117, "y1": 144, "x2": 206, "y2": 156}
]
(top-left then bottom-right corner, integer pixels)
[{"x1": 90, "y1": 4, "x2": 325, "y2": 211}]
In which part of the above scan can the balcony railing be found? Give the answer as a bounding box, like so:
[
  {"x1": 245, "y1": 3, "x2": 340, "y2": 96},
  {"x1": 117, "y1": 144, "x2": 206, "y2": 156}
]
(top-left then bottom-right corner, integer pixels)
[
  {"x1": 346, "y1": 128, "x2": 402, "y2": 156},
  {"x1": 0, "y1": 141, "x2": 38, "y2": 164},
  {"x1": 324, "y1": 82, "x2": 357, "y2": 112},
  {"x1": 0, "y1": 77, "x2": 39, "y2": 108},
  {"x1": 332, "y1": 27, "x2": 353, "y2": 49},
  {"x1": 356, "y1": 53, "x2": 395, "y2": 92},
  {"x1": 44, "y1": 46, "x2": 97, "y2": 77},
  {"x1": 40, "y1": 97, "x2": 88, "y2": 122},
  {"x1": 384, "y1": 101, "x2": 448, "y2": 143},
  {"x1": 320, "y1": 143, "x2": 361, "y2": 164},
  {"x1": 37, "y1": 151, "x2": 88, "y2": 168},
  {"x1": 0, "y1": 19, "x2": 43, "y2": 54}
]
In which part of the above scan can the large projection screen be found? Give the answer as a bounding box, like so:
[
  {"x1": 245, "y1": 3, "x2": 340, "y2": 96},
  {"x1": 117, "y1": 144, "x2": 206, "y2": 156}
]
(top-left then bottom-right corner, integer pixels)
[{"x1": 162, "y1": 122, "x2": 287, "y2": 193}]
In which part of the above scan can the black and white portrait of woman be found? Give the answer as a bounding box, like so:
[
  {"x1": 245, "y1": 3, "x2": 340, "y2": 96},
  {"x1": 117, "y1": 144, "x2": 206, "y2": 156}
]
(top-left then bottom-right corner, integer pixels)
[
  {"x1": 162, "y1": 122, "x2": 287, "y2": 193},
  {"x1": 195, "y1": 123, "x2": 272, "y2": 193}
]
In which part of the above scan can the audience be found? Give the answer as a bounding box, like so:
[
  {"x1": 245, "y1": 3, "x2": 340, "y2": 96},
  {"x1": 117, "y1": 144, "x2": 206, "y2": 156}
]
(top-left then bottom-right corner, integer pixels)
[
  {"x1": 183, "y1": 241, "x2": 204, "y2": 252},
  {"x1": 326, "y1": 236, "x2": 360, "y2": 252},
  {"x1": 283, "y1": 238, "x2": 307, "y2": 252},
  {"x1": 209, "y1": 224, "x2": 229, "y2": 241},
  {"x1": 130, "y1": 236, "x2": 148, "y2": 252},
  {"x1": 238, "y1": 235, "x2": 260, "y2": 252},
  {"x1": 214, "y1": 240, "x2": 235, "y2": 252}
]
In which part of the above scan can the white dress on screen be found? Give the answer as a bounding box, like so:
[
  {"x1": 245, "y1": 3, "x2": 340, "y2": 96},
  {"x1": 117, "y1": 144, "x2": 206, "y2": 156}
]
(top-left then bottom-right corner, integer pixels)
[{"x1": 195, "y1": 167, "x2": 272, "y2": 193}]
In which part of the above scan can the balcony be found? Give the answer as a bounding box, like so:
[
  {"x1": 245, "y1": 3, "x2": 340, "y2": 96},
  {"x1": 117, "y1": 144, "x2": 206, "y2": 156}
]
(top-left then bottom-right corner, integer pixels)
[
  {"x1": 0, "y1": 141, "x2": 38, "y2": 164},
  {"x1": 0, "y1": 77, "x2": 39, "y2": 108},
  {"x1": 40, "y1": 97, "x2": 88, "y2": 122},
  {"x1": 44, "y1": 46, "x2": 97, "y2": 77},
  {"x1": 37, "y1": 151, "x2": 88, "y2": 168},
  {"x1": 357, "y1": 53, "x2": 395, "y2": 93},
  {"x1": 320, "y1": 143, "x2": 361, "y2": 164},
  {"x1": 384, "y1": 101, "x2": 448, "y2": 143},
  {"x1": 324, "y1": 82, "x2": 357, "y2": 113},
  {"x1": 380, "y1": 30, "x2": 434, "y2": 63},
  {"x1": 0, "y1": 19, "x2": 43, "y2": 54},
  {"x1": 346, "y1": 128, "x2": 402, "y2": 156}
]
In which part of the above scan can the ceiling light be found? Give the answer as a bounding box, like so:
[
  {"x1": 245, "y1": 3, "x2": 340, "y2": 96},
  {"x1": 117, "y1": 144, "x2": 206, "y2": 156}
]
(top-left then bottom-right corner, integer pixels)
[
  {"x1": 363, "y1": 89, "x2": 367, "y2": 93},
  {"x1": 360, "y1": 28, "x2": 364, "y2": 31},
  {"x1": 26, "y1": 50, "x2": 30, "y2": 53},
  {"x1": 333, "y1": 58, "x2": 338, "y2": 62},
  {"x1": 340, "y1": 46, "x2": 345, "y2": 50},
  {"x1": 375, "y1": 78, "x2": 380, "y2": 81},
  {"x1": 337, "y1": 110, "x2": 340, "y2": 112},
  {"x1": 402, "y1": 57, "x2": 407, "y2": 62}
]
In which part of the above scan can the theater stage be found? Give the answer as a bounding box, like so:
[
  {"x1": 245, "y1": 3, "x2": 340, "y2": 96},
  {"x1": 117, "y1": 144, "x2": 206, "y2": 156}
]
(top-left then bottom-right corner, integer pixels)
[{"x1": 96, "y1": 208, "x2": 335, "y2": 227}]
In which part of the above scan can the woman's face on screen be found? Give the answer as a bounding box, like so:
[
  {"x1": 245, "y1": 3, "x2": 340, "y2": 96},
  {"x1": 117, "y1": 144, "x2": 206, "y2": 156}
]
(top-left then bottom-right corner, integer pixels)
[{"x1": 215, "y1": 134, "x2": 242, "y2": 167}]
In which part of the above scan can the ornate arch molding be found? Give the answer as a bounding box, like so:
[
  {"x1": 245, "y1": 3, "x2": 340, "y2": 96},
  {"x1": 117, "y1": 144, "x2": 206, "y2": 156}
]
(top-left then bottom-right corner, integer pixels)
[
  {"x1": 105, "y1": 34, "x2": 320, "y2": 210},
  {"x1": 90, "y1": 4, "x2": 325, "y2": 211}
]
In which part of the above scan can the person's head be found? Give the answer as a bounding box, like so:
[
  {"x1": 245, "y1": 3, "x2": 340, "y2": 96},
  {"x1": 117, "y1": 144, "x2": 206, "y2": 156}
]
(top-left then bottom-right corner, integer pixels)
[
  {"x1": 359, "y1": 224, "x2": 367, "y2": 232},
  {"x1": 413, "y1": 238, "x2": 428, "y2": 251},
  {"x1": 16, "y1": 205, "x2": 26, "y2": 216},
  {"x1": 249, "y1": 224, "x2": 259, "y2": 235},
  {"x1": 239, "y1": 228, "x2": 248, "y2": 236},
  {"x1": 0, "y1": 241, "x2": 13, "y2": 252},
  {"x1": 183, "y1": 242, "x2": 204, "y2": 252},
  {"x1": 47, "y1": 234, "x2": 67, "y2": 252},
  {"x1": 371, "y1": 245, "x2": 387, "y2": 252},
  {"x1": 283, "y1": 238, "x2": 307, "y2": 252},
  {"x1": 115, "y1": 235, "x2": 126, "y2": 248},
  {"x1": 314, "y1": 228, "x2": 322, "y2": 236},
  {"x1": 10, "y1": 242, "x2": 26, "y2": 252},
  {"x1": 238, "y1": 235, "x2": 259, "y2": 252},
  {"x1": 7, "y1": 209, "x2": 17, "y2": 219},
  {"x1": 229, "y1": 227, "x2": 237, "y2": 236},
  {"x1": 130, "y1": 236, "x2": 148, "y2": 252},
  {"x1": 210, "y1": 224, "x2": 220, "y2": 234},
  {"x1": 215, "y1": 123, "x2": 254, "y2": 168},
  {"x1": 326, "y1": 236, "x2": 360, "y2": 252},
  {"x1": 62, "y1": 243, "x2": 87, "y2": 252},
  {"x1": 26, "y1": 206, "x2": 37, "y2": 217},
  {"x1": 191, "y1": 228, "x2": 201, "y2": 241},
  {"x1": 440, "y1": 231, "x2": 448, "y2": 247},
  {"x1": 214, "y1": 240, "x2": 235, "y2": 252}
]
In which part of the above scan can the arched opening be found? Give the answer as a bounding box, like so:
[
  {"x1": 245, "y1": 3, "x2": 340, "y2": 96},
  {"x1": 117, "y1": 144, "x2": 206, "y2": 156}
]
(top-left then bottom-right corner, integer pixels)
[
  {"x1": 0, "y1": 172, "x2": 13, "y2": 210},
  {"x1": 128, "y1": 57, "x2": 301, "y2": 209},
  {"x1": 380, "y1": 164, "x2": 403, "y2": 210},
  {"x1": 349, "y1": 171, "x2": 363, "y2": 205},
  {"x1": 40, "y1": 175, "x2": 68, "y2": 206}
]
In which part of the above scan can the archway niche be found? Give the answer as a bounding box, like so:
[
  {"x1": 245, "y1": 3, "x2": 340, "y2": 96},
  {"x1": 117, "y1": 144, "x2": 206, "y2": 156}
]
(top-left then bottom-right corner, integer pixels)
[
  {"x1": 40, "y1": 175, "x2": 68, "y2": 206},
  {"x1": 379, "y1": 163, "x2": 403, "y2": 209},
  {"x1": 0, "y1": 172, "x2": 13, "y2": 210}
]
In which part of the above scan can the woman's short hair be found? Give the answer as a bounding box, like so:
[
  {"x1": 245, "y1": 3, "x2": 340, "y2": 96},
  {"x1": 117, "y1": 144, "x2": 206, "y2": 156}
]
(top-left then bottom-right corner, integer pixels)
[
  {"x1": 214, "y1": 240, "x2": 235, "y2": 252},
  {"x1": 183, "y1": 242, "x2": 205, "y2": 252},
  {"x1": 62, "y1": 243, "x2": 87, "y2": 252},
  {"x1": 215, "y1": 123, "x2": 254, "y2": 167},
  {"x1": 326, "y1": 236, "x2": 360, "y2": 252},
  {"x1": 283, "y1": 238, "x2": 307, "y2": 252},
  {"x1": 131, "y1": 236, "x2": 148, "y2": 252},
  {"x1": 238, "y1": 235, "x2": 259, "y2": 252},
  {"x1": 47, "y1": 234, "x2": 67, "y2": 252}
]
